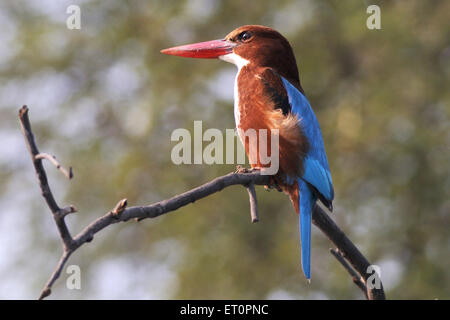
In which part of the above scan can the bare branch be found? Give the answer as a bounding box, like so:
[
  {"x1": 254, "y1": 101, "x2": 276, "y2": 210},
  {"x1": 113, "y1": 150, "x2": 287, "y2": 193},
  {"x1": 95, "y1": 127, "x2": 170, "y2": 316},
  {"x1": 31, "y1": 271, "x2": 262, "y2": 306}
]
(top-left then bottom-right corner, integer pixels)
[
  {"x1": 19, "y1": 106, "x2": 74, "y2": 251},
  {"x1": 19, "y1": 106, "x2": 385, "y2": 300}
]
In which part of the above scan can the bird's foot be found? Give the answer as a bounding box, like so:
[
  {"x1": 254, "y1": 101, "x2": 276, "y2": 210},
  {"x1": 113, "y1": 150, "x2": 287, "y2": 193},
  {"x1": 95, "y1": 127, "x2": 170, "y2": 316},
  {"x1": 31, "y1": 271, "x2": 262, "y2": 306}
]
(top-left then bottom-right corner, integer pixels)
[
  {"x1": 235, "y1": 166, "x2": 281, "y2": 191},
  {"x1": 264, "y1": 176, "x2": 282, "y2": 192},
  {"x1": 235, "y1": 165, "x2": 261, "y2": 174}
]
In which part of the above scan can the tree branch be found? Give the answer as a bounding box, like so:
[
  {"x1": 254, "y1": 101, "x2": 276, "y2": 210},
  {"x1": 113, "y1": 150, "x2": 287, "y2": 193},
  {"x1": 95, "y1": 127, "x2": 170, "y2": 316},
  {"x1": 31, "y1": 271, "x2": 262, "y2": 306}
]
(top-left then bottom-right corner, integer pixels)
[
  {"x1": 19, "y1": 106, "x2": 74, "y2": 251},
  {"x1": 330, "y1": 248, "x2": 368, "y2": 299},
  {"x1": 19, "y1": 105, "x2": 385, "y2": 300}
]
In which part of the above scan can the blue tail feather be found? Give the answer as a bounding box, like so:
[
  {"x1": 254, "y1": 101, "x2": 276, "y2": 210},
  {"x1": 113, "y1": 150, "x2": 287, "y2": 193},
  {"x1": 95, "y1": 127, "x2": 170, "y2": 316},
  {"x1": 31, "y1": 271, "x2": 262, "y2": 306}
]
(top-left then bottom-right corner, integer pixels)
[{"x1": 298, "y1": 178, "x2": 316, "y2": 280}]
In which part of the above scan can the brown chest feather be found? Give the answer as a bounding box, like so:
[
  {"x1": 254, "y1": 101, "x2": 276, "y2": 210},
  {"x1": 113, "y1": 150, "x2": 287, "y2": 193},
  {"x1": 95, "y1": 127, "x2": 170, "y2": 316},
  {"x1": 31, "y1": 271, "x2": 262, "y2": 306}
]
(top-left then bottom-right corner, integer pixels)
[{"x1": 236, "y1": 66, "x2": 309, "y2": 179}]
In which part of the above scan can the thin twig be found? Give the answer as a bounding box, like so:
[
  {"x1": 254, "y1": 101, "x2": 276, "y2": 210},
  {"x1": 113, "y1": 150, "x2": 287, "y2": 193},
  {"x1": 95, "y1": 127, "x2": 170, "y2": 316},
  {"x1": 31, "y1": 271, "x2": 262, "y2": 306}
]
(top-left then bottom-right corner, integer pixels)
[
  {"x1": 330, "y1": 248, "x2": 368, "y2": 299},
  {"x1": 38, "y1": 250, "x2": 72, "y2": 300},
  {"x1": 246, "y1": 182, "x2": 259, "y2": 223},
  {"x1": 313, "y1": 205, "x2": 386, "y2": 300},
  {"x1": 19, "y1": 106, "x2": 385, "y2": 300},
  {"x1": 35, "y1": 153, "x2": 73, "y2": 179}
]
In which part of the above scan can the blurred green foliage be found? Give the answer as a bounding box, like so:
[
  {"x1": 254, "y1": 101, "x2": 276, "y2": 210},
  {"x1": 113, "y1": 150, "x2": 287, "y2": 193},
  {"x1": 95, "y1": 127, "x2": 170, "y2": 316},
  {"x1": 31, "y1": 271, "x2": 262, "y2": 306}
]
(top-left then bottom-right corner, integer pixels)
[{"x1": 0, "y1": 0, "x2": 449, "y2": 299}]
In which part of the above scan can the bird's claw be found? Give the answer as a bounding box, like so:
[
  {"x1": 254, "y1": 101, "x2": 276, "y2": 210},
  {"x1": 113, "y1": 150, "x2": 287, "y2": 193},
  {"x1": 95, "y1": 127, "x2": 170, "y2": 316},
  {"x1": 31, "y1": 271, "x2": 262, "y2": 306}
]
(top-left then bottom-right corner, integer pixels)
[
  {"x1": 235, "y1": 165, "x2": 247, "y2": 173},
  {"x1": 235, "y1": 167, "x2": 280, "y2": 191},
  {"x1": 235, "y1": 166, "x2": 261, "y2": 174},
  {"x1": 264, "y1": 176, "x2": 282, "y2": 192}
]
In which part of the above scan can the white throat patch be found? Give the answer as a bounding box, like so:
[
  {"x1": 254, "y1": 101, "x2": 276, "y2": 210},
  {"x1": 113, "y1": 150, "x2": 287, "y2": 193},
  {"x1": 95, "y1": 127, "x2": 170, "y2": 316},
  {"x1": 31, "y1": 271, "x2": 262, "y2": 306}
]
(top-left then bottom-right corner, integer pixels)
[
  {"x1": 219, "y1": 53, "x2": 250, "y2": 70},
  {"x1": 219, "y1": 53, "x2": 249, "y2": 132}
]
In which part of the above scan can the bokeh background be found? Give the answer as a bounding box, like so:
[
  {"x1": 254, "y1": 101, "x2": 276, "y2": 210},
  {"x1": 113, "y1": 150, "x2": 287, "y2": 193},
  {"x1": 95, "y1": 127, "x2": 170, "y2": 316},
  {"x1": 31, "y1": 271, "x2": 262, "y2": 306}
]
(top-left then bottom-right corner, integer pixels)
[{"x1": 0, "y1": 0, "x2": 449, "y2": 299}]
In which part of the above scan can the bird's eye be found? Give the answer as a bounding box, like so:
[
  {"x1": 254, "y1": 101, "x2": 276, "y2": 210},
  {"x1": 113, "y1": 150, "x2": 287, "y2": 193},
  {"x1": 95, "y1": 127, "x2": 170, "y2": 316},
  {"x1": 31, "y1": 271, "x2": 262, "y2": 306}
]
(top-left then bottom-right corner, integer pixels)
[{"x1": 238, "y1": 31, "x2": 252, "y2": 42}]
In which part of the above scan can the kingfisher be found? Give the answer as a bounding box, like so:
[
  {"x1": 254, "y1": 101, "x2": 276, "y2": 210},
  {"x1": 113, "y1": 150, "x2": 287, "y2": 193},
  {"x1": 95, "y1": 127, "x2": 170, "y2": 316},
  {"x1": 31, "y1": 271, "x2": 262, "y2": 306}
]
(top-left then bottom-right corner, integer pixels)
[{"x1": 161, "y1": 25, "x2": 334, "y2": 281}]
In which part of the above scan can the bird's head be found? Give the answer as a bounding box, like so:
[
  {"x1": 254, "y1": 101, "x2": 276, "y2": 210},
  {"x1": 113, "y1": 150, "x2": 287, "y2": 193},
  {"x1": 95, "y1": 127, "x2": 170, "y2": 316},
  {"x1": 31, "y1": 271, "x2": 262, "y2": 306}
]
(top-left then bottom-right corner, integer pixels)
[{"x1": 161, "y1": 25, "x2": 300, "y2": 88}]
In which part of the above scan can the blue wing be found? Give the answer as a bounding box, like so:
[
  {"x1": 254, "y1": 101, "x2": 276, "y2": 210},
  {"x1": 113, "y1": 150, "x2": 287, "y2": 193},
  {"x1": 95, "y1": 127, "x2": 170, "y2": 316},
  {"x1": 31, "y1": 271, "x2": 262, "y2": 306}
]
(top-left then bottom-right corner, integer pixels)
[{"x1": 281, "y1": 77, "x2": 334, "y2": 202}]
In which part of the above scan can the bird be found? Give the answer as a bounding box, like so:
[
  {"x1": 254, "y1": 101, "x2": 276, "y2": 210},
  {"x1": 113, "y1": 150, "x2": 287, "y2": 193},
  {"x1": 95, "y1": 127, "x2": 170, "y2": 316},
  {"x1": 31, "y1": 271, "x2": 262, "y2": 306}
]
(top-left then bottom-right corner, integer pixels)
[{"x1": 161, "y1": 25, "x2": 334, "y2": 281}]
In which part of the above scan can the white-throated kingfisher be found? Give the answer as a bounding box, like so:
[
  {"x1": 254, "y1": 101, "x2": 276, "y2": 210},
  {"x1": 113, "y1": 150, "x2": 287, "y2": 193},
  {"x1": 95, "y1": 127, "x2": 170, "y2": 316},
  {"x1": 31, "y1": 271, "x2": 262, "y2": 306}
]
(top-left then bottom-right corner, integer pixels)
[{"x1": 161, "y1": 25, "x2": 334, "y2": 281}]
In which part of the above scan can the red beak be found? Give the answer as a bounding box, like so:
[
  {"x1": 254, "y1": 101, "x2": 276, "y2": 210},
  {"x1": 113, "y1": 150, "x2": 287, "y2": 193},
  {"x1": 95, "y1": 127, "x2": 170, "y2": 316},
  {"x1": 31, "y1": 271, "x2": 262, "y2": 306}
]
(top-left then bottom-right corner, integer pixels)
[{"x1": 160, "y1": 39, "x2": 235, "y2": 59}]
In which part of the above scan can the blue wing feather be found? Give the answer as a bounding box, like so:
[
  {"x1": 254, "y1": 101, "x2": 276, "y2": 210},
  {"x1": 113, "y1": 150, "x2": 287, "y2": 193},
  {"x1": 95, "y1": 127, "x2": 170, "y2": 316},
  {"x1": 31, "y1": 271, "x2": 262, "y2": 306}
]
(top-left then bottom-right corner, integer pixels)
[
  {"x1": 298, "y1": 178, "x2": 314, "y2": 280},
  {"x1": 281, "y1": 77, "x2": 334, "y2": 201}
]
